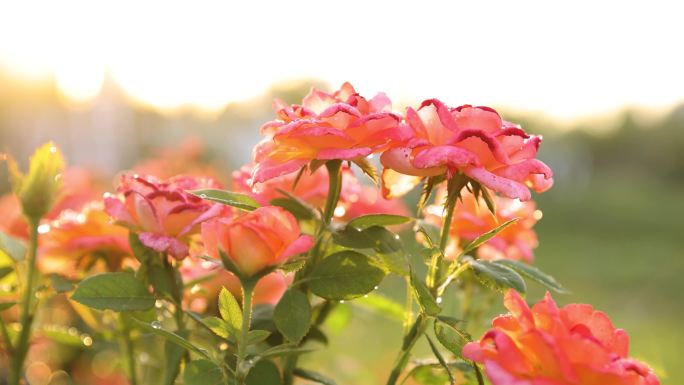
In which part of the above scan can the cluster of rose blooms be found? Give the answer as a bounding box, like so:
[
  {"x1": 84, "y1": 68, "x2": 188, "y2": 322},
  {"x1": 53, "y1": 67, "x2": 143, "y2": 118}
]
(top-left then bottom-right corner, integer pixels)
[{"x1": 0, "y1": 83, "x2": 659, "y2": 385}]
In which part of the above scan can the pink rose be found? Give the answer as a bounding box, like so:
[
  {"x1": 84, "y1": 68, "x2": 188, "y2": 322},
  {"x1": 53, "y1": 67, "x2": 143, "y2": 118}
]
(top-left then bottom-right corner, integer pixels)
[
  {"x1": 380, "y1": 100, "x2": 553, "y2": 201},
  {"x1": 201, "y1": 206, "x2": 313, "y2": 277},
  {"x1": 104, "y1": 174, "x2": 223, "y2": 259},
  {"x1": 251, "y1": 82, "x2": 402, "y2": 183},
  {"x1": 463, "y1": 290, "x2": 660, "y2": 385},
  {"x1": 39, "y1": 202, "x2": 134, "y2": 275}
]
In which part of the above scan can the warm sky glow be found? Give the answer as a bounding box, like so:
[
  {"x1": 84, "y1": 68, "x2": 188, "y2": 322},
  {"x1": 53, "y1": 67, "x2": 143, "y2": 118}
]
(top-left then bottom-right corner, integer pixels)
[{"x1": 1, "y1": 0, "x2": 682, "y2": 117}]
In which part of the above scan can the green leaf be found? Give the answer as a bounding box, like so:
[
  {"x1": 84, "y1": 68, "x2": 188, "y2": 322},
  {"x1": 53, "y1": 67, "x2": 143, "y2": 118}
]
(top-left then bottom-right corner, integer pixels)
[
  {"x1": 293, "y1": 368, "x2": 337, "y2": 385},
  {"x1": 203, "y1": 316, "x2": 232, "y2": 339},
  {"x1": 332, "y1": 225, "x2": 402, "y2": 254},
  {"x1": 352, "y1": 157, "x2": 378, "y2": 184},
  {"x1": 49, "y1": 273, "x2": 74, "y2": 293},
  {"x1": 309, "y1": 250, "x2": 386, "y2": 300},
  {"x1": 71, "y1": 272, "x2": 155, "y2": 311},
  {"x1": 274, "y1": 289, "x2": 311, "y2": 343},
  {"x1": 0, "y1": 266, "x2": 13, "y2": 280},
  {"x1": 279, "y1": 259, "x2": 307, "y2": 274},
  {"x1": 246, "y1": 359, "x2": 281, "y2": 385},
  {"x1": 247, "y1": 330, "x2": 272, "y2": 345},
  {"x1": 434, "y1": 318, "x2": 470, "y2": 357},
  {"x1": 132, "y1": 318, "x2": 212, "y2": 360},
  {"x1": 353, "y1": 293, "x2": 404, "y2": 321},
  {"x1": 410, "y1": 272, "x2": 441, "y2": 316},
  {"x1": 0, "y1": 302, "x2": 17, "y2": 311},
  {"x1": 184, "y1": 359, "x2": 224, "y2": 385},
  {"x1": 470, "y1": 259, "x2": 526, "y2": 294},
  {"x1": 461, "y1": 219, "x2": 518, "y2": 256},
  {"x1": 0, "y1": 231, "x2": 26, "y2": 261},
  {"x1": 190, "y1": 189, "x2": 260, "y2": 211},
  {"x1": 377, "y1": 251, "x2": 409, "y2": 276},
  {"x1": 347, "y1": 214, "x2": 413, "y2": 230},
  {"x1": 426, "y1": 335, "x2": 455, "y2": 385},
  {"x1": 219, "y1": 287, "x2": 243, "y2": 333},
  {"x1": 494, "y1": 259, "x2": 570, "y2": 294}
]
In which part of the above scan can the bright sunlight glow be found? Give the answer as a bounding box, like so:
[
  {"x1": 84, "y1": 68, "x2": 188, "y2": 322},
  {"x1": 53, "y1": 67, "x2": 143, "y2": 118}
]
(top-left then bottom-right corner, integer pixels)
[{"x1": 0, "y1": 0, "x2": 682, "y2": 117}]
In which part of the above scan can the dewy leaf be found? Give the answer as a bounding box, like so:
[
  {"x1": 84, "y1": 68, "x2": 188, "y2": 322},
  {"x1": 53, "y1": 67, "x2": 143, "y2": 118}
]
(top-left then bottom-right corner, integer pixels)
[
  {"x1": 469, "y1": 259, "x2": 526, "y2": 294},
  {"x1": 132, "y1": 318, "x2": 212, "y2": 360},
  {"x1": 245, "y1": 360, "x2": 282, "y2": 385},
  {"x1": 190, "y1": 189, "x2": 260, "y2": 211},
  {"x1": 274, "y1": 288, "x2": 311, "y2": 343},
  {"x1": 0, "y1": 231, "x2": 26, "y2": 262},
  {"x1": 353, "y1": 293, "x2": 405, "y2": 322},
  {"x1": 183, "y1": 359, "x2": 224, "y2": 385},
  {"x1": 71, "y1": 272, "x2": 155, "y2": 311},
  {"x1": 434, "y1": 318, "x2": 470, "y2": 357},
  {"x1": 347, "y1": 214, "x2": 414, "y2": 230},
  {"x1": 332, "y1": 225, "x2": 402, "y2": 254},
  {"x1": 461, "y1": 218, "x2": 518, "y2": 256},
  {"x1": 219, "y1": 287, "x2": 243, "y2": 333},
  {"x1": 309, "y1": 250, "x2": 386, "y2": 301},
  {"x1": 293, "y1": 368, "x2": 338, "y2": 385},
  {"x1": 410, "y1": 271, "x2": 441, "y2": 316},
  {"x1": 495, "y1": 259, "x2": 570, "y2": 294}
]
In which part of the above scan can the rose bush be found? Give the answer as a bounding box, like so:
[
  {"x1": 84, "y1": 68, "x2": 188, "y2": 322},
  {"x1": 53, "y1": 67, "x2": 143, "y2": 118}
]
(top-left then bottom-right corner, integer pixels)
[{"x1": 0, "y1": 84, "x2": 660, "y2": 385}]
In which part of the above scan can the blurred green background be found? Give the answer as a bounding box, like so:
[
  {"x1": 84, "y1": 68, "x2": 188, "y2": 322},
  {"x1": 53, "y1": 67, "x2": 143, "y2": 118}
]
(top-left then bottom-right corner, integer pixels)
[{"x1": 1, "y1": 77, "x2": 682, "y2": 384}]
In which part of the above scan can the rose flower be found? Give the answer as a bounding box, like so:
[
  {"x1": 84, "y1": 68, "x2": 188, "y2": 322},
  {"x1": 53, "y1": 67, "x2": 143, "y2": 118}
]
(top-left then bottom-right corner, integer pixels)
[
  {"x1": 380, "y1": 100, "x2": 553, "y2": 200},
  {"x1": 39, "y1": 202, "x2": 134, "y2": 276},
  {"x1": 463, "y1": 290, "x2": 660, "y2": 385},
  {"x1": 104, "y1": 174, "x2": 223, "y2": 259},
  {"x1": 251, "y1": 82, "x2": 401, "y2": 183},
  {"x1": 201, "y1": 206, "x2": 313, "y2": 277},
  {"x1": 424, "y1": 189, "x2": 541, "y2": 262}
]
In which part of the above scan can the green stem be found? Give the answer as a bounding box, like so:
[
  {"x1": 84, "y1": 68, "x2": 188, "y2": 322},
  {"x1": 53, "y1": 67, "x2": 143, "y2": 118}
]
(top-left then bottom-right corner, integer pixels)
[
  {"x1": 9, "y1": 219, "x2": 39, "y2": 385},
  {"x1": 439, "y1": 201, "x2": 456, "y2": 253},
  {"x1": 322, "y1": 160, "x2": 343, "y2": 226},
  {"x1": 236, "y1": 280, "x2": 255, "y2": 384},
  {"x1": 385, "y1": 315, "x2": 429, "y2": 385},
  {"x1": 118, "y1": 315, "x2": 139, "y2": 385}
]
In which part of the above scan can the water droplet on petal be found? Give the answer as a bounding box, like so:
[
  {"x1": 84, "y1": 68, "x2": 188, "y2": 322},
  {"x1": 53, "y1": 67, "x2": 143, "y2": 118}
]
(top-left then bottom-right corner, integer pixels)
[
  {"x1": 436, "y1": 297, "x2": 443, "y2": 304},
  {"x1": 151, "y1": 321, "x2": 162, "y2": 329},
  {"x1": 200, "y1": 194, "x2": 207, "y2": 198},
  {"x1": 54, "y1": 173, "x2": 62, "y2": 182},
  {"x1": 374, "y1": 286, "x2": 379, "y2": 290},
  {"x1": 49, "y1": 146, "x2": 57, "y2": 154}
]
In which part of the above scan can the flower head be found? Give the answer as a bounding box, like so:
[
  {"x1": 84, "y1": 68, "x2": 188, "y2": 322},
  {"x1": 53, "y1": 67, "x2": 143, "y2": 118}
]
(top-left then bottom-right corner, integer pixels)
[
  {"x1": 380, "y1": 101, "x2": 553, "y2": 200},
  {"x1": 463, "y1": 290, "x2": 660, "y2": 385},
  {"x1": 201, "y1": 206, "x2": 313, "y2": 277},
  {"x1": 104, "y1": 174, "x2": 223, "y2": 259},
  {"x1": 251, "y1": 82, "x2": 401, "y2": 183},
  {"x1": 39, "y1": 202, "x2": 133, "y2": 275},
  {"x1": 424, "y1": 190, "x2": 541, "y2": 262}
]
